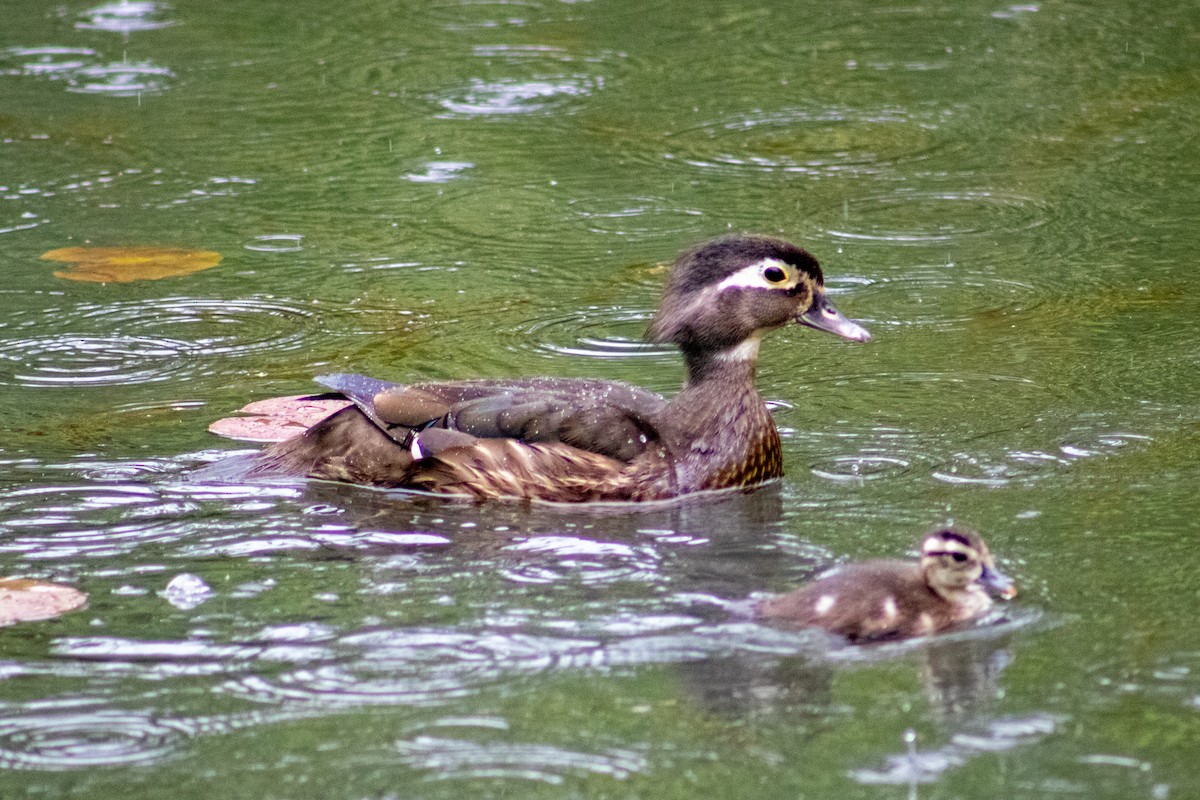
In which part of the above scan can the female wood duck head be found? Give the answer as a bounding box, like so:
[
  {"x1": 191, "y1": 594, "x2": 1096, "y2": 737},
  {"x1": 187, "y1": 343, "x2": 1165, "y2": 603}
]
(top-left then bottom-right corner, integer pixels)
[
  {"x1": 648, "y1": 236, "x2": 869, "y2": 377},
  {"x1": 210, "y1": 234, "x2": 871, "y2": 502},
  {"x1": 756, "y1": 526, "x2": 1016, "y2": 642}
]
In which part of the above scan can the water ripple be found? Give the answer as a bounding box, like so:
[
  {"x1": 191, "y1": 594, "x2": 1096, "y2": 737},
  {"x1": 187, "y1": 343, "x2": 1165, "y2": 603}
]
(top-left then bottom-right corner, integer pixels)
[
  {"x1": 933, "y1": 427, "x2": 1155, "y2": 488},
  {"x1": 0, "y1": 46, "x2": 97, "y2": 79},
  {"x1": 0, "y1": 334, "x2": 198, "y2": 387},
  {"x1": 1057, "y1": 431, "x2": 1152, "y2": 459},
  {"x1": 498, "y1": 535, "x2": 664, "y2": 585},
  {"x1": 403, "y1": 161, "x2": 474, "y2": 184},
  {"x1": 324, "y1": 36, "x2": 625, "y2": 120},
  {"x1": 435, "y1": 76, "x2": 600, "y2": 117},
  {"x1": 0, "y1": 484, "x2": 191, "y2": 560},
  {"x1": 0, "y1": 708, "x2": 189, "y2": 770},
  {"x1": 0, "y1": 471, "x2": 323, "y2": 561},
  {"x1": 0, "y1": 297, "x2": 325, "y2": 388},
  {"x1": 932, "y1": 450, "x2": 1066, "y2": 487},
  {"x1": 568, "y1": 194, "x2": 705, "y2": 238},
  {"x1": 53, "y1": 636, "x2": 260, "y2": 663},
  {"x1": 0, "y1": 210, "x2": 44, "y2": 235},
  {"x1": 428, "y1": 181, "x2": 577, "y2": 257},
  {"x1": 818, "y1": 5, "x2": 968, "y2": 73},
  {"x1": 74, "y1": 1, "x2": 177, "y2": 33},
  {"x1": 810, "y1": 453, "x2": 914, "y2": 482},
  {"x1": 469, "y1": 44, "x2": 621, "y2": 66},
  {"x1": 0, "y1": 46, "x2": 167, "y2": 100},
  {"x1": 566, "y1": 624, "x2": 815, "y2": 670},
  {"x1": 816, "y1": 189, "x2": 1050, "y2": 245},
  {"x1": 800, "y1": 371, "x2": 1060, "y2": 425},
  {"x1": 215, "y1": 630, "x2": 592, "y2": 708},
  {"x1": 797, "y1": 403, "x2": 1159, "y2": 490},
  {"x1": 428, "y1": 0, "x2": 551, "y2": 30},
  {"x1": 111, "y1": 297, "x2": 316, "y2": 356},
  {"x1": 213, "y1": 621, "x2": 823, "y2": 710},
  {"x1": 244, "y1": 233, "x2": 305, "y2": 253},
  {"x1": 68, "y1": 61, "x2": 174, "y2": 96},
  {"x1": 1, "y1": 168, "x2": 254, "y2": 214},
  {"x1": 659, "y1": 106, "x2": 951, "y2": 178},
  {"x1": 848, "y1": 264, "x2": 1041, "y2": 330},
  {"x1": 394, "y1": 735, "x2": 647, "y2": 783},
  {"x1": 50, "y1": 635, "x2": 333, "y2": 671},
  {"x1": 0, "y1": 703, "x2": 326, "y2": 770},
  {"x1": 850, "y1": 714, "x2": 1064, "y2": 785},
  {"x1": 512, "y1": 306, "x2": 671, "y2": 362}
]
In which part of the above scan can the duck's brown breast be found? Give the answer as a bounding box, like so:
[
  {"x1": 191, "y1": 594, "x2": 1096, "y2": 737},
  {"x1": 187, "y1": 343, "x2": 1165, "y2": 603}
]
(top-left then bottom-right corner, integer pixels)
[{"x1": 699, "y1": 423, "x2": 783, "y2": 491}]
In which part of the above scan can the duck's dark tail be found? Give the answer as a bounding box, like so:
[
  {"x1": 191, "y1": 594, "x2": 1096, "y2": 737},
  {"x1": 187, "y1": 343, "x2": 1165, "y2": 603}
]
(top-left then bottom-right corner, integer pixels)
[
  {"x1": 200, "y1": 405, "x2": 419, "y2": 487},
  {"x1": 189, "y1": 450, "x2": 263, "y2": 483}
]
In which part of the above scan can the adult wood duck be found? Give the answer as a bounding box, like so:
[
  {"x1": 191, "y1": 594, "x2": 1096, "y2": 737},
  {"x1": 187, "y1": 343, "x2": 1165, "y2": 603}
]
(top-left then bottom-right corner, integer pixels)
[
  {"x1": 229, "y1": 235, "x2": 870, "y2": 502},
  {"x1": 756, "y1": 527, "x2": 1016, "y2": 642}
]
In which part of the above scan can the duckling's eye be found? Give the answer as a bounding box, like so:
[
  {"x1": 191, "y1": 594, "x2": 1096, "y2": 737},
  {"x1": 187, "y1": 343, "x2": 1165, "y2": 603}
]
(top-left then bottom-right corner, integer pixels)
[
  {"x1": 762, "y1": 265, "x2": 788, "y2": 283},
  {"x1": 950, "y1": 552, "x2": 969, "y2": 563}
]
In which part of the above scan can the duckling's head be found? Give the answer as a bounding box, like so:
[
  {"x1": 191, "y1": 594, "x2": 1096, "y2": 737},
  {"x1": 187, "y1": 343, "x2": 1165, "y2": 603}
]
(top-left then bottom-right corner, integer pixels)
[
  {"x1": 921, "y1": 526, "x2": 1016, "y2": 601},
  {"x1": 647, "y1": 235, "x2": 870, "y2": 355}
]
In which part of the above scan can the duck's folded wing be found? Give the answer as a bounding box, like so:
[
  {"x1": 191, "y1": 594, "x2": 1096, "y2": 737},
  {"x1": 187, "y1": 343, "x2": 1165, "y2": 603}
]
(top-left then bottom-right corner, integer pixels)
[
  {"x1": 314, "y1": 373, "x2": 667, "y2": 463},
  {"x1": 315, "y1": 373, "x2": 450, "y2": 432}
]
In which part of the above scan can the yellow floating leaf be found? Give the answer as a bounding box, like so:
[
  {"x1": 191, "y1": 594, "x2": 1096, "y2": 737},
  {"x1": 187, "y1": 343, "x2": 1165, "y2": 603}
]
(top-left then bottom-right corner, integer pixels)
[
  {"x1": 42, "y1": 246, "x2": 222, "y2": 283},
  {"x1": 0, "y1": 577, "x2": 88, "y2": 626}
]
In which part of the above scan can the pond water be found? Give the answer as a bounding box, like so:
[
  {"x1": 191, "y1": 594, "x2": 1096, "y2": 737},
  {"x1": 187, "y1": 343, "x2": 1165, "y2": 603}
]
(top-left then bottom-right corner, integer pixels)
[{"x1": 2, "y1": 0, "x2": 1199, "y2": 796}]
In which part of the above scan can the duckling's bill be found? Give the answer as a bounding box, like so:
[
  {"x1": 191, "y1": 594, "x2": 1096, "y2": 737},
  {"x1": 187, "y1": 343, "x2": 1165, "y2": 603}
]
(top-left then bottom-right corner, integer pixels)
[
  {"x1": 798, "y1": 295, "x2": 871, "y2": 342},
  {"x1": 981, "y1": 564, "x2": 1018, "y2": 600}
]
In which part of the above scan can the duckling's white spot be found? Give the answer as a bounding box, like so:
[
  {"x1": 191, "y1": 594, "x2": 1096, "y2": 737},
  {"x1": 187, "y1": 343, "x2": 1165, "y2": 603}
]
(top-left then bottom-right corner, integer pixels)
[
  {"x1": 410, "y1": 435, "x2": 425, "y2": 461},
  {"x1": 882, "y1": 596, "x2": 898, "y2": 621},
  {"x1": 917, "y1": 612, "x2": 936, "y2": 634},
  {"x1": 814, "y1": 594, "x2": 836, "y2": 616}
]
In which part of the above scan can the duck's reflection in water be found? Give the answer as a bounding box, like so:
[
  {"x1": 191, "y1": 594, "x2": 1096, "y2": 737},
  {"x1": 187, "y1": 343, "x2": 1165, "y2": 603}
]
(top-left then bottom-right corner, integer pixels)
[
  {"x1": 677, "y1": 619, "x2": 1059, "y2": 788},
  {"x1": 917, "y1": 635, "x2": 1014, "y2": 722},
  {"x1": 289, "y1": 480, "x2": 800, "y2": 584},
  {"x1": 678, "y1": 628, "x2": 1015, "y2": 723}
]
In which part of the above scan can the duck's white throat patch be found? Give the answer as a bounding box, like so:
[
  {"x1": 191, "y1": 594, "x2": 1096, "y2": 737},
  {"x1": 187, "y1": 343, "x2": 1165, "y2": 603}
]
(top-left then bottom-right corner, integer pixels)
[{"x1": 714, "y1": 334, "x2": 761, "y2": 362}]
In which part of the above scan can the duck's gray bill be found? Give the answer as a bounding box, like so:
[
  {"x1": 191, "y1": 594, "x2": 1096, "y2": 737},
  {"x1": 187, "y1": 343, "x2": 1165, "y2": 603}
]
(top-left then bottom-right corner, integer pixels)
[{"x1": 798, "y1": 295, "x2": 871, "y2": 342}]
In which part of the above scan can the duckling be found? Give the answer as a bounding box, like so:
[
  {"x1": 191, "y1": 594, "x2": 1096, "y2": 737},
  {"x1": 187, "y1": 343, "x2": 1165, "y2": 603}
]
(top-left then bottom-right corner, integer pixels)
[
  {"x1": 228, "y1": 235, "x2": 870, "y2": 501},
  {"x1": 756, "y1": 527, "x2": 1016, "y2": 642}
]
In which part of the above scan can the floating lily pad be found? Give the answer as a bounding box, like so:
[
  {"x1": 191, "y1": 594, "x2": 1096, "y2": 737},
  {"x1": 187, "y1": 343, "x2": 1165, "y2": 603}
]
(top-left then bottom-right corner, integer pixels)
[
  {"x1": 208, "y1": 395, "x2": 352, "y2": 442},
  {"x1": 0, "y1": 577, "x2": 88, "y2": 625},
  {"x1": 42, "y1": 246, "x2": 222, "y2": 283}
]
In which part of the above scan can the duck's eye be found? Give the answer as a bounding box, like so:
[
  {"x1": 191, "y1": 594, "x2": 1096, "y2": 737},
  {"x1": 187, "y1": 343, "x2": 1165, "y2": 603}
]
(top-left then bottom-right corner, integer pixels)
[
  {"x1": 762, "y1": 265, "x2": 788, "y2": 283},
  {"x1": 950, "y1": 552, "x2": 970, "y2": 563}
]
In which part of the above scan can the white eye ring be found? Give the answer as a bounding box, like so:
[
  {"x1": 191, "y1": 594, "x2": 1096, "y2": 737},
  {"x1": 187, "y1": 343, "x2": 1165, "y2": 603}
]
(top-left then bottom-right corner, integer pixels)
[{"x1": 716, "y1": 258, "x2": 797, "y2": 291}]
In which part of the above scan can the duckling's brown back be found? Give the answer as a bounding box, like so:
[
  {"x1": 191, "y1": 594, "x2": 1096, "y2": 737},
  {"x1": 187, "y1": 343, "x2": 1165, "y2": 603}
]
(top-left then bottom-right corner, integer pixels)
[{"x1": 756, "y1": 560, "x2": 949, "y2": 642}]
